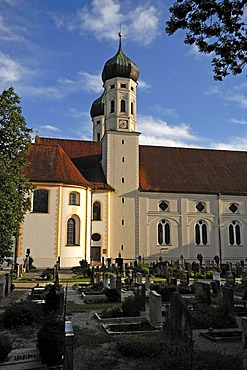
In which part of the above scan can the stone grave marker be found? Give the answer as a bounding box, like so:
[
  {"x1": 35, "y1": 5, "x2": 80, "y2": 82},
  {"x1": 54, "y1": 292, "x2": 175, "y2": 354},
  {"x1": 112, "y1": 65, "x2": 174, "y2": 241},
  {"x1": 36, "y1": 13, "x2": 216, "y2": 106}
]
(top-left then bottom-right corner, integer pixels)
[
  {"x1": 194, "y1": 282, "x2": 211, "y2": 305},
  {"x1": 0, "y1": 348, "x2": 43, "y2": 370},
  {"x1": 110, "y1": 275, "x2": 116, "y2": 289},
  {"x1": 103, "y1": 273, "x2": 108, "y2": 288},
  {"x1": 222, "y1": 286, "x2": 234, "y2": 315},
  {"x1": 134, "y1": 283, "x2": 145, "y2": 311},
  {"x1": 149, "y1": 290, "x2": 162, "y2": 328},
  {"x1": 179, "y1": 270, "x2": 189, "y2": 286},
  {"x1": 136, "y1": 272, "x2": 142, "y2": 285}
]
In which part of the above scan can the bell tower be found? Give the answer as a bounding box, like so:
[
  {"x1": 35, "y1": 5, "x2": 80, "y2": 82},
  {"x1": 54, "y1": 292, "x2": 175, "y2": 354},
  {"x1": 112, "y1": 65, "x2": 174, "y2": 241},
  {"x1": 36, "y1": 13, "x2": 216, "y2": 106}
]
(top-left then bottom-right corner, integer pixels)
[{"x1": 99, "y1": 33, "x2": 141, "y2": 260}]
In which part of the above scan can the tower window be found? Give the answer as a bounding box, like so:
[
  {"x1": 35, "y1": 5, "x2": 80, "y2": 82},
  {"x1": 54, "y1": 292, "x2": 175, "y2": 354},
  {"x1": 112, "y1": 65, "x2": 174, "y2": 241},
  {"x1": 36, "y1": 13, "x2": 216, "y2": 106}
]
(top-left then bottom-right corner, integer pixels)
[
  {"x1": 131, "y1": 102, "x2": 134, "y2": 115},
  {"x1": 96, "y1": 120, "x2": 100, "y2": 125},
  {"x1": 122, "y1": 198, "x2": 125, "y2": 203},
  {"x1": 122, "y1": 178, "x2": 125, "y2": 183},
  {"x1": 121, "y1": 83, "x2": 127, "y2": 88},
  {"x1": 122, "y1": 219, "x2": 125, "y2": 225},
  {"x1": 120, "y1": 100, "x2": 126, "y2": 113},
  {"x1": 110, "y1": 100, "x2": 115, "y2": 113},
  {"x1": 110, "y1": 84, "x2": 115, "y2": 89},
  {"x1": 122, "y1": 140, "x2": 125, "y2": 145},
  {"x1": 131, "y1": 86, "x2": 134, "y2": 91},
  {"x1": 158, "y1": 219, "x2": 170, "y2": 245},
  {"x1": 122, "y1": 157, "x2": 124, "y2": 162},
  {"x1": 195, "y1": 220, "x2": 207, "y2": 245},
  {"x1": 97, "y1": 133, "x2": 100, "y2": 142},
  {"x1": 93, "y1": 201, "x2": 101, "y2": 220},
  {"x1": 229, "y1": 220, "x2": 241, "y2": 245}
]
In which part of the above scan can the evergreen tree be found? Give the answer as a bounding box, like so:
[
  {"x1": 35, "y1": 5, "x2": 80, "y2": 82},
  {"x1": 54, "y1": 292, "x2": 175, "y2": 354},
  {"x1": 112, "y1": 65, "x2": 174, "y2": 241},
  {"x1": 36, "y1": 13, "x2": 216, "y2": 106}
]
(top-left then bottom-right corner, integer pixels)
[
  {"x1": 0, "y1": 87, "x2": 33, "y2": 261},
  {"x1": 166, "y1": 0, "x2": 247, "y2": 80}
]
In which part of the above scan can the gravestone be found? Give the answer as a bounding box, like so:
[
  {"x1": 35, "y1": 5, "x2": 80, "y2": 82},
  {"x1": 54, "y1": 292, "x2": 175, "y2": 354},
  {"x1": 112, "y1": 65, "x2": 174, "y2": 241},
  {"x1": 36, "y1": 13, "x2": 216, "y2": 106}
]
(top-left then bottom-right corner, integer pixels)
[
  {"x1": 103, "y1": 273, "x2": 108, "y2": 288},
  {"x1": 180, "y1": 270, "x2": 189, "y2": 286},
  {"x1": 136, "y1": 272, "x2": 142, "y2": 285},
  {"x1": 242, "y1": 317, "x2": 247, "y2": 370},
  {"x1": 226, "y1": 272, "x2": 235, "y2": 286},
  {"x1": 134, "y1": 284, "x2": 145, "y2": 311},
  {"x1": 145, "y1": 274, "x2": 150, "y2": 290},
  {"x1": 222, "y1": 286, "x2": 234, "y2": 315},
  {"x1": 194, "y1": 282, "x2": 211, "y2": 305},
  {"x1": 0, "y1": 348, "x2": 42, "y2": 369},
  {"x1": 110, "y1": 275, "x2": 116, "y2": 289},
  {"x1": 116, "y1": 276, "x2": 122, "y2": 299},
  {"x1": 149, "y1": 290, "x2": 162, "y2": 328},
  {"x1": 184, "y1": 262, "x2": 192, "y2": 272},
  {"x1": 169, "y1": 292, "x2": 193, "y2": 346}
]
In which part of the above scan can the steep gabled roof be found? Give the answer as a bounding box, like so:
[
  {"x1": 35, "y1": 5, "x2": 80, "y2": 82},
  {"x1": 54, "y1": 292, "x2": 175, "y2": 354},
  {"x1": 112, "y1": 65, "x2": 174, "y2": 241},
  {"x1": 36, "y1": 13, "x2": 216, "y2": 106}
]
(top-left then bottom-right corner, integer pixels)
[
  {"x1": 24, "y1": 144, "x2": 90, "y2": 187},
  {"x1": 35, "y1": 138, "x2": 110, "y2": 189},
  {"x1": 139, "y1": 145, "x2": 247, "y2": 195}
]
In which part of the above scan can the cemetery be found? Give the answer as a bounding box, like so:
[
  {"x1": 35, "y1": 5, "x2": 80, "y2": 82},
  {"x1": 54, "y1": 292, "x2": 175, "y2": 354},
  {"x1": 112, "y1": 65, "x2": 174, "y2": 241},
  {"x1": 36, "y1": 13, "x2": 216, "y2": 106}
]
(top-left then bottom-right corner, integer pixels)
[{"x1": 2, "y1": 256, "x2": 247, "y2": 368}]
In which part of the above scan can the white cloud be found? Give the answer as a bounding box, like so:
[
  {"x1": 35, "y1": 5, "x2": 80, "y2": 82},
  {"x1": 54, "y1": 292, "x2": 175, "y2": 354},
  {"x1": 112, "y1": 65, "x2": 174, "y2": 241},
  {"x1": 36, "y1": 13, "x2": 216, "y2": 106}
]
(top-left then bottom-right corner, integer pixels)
[
  {"x1": 225, "y1": 94, "x2": 247, "y2": 108},
  {"x1": 0, "y1": 53, "x2": 26, "y2": 84},
  {"x1": 78, "y1": 72, "x2": 102, "y2": 93},
  {"x1": 210, "y1": 137, "x2": 247, "y2": 151},
  {"x1": 138, "y1": 114, "x2": 198, "y2": 147},
  {"x1": 40, "y1": 125, "x2": 61, "y2": 132},
  {"x1": 138, "y1": 79, "x2": 151, "y2": 90},
  {"x1": 128, "y1": 5, "x2": 160, "y2": 45},
  {"x1": 229, "y1": 118, "x2": 247, "y2": 125},
  {"x1": 75, "y1": 0, "x2": 160, "y2": 45}
]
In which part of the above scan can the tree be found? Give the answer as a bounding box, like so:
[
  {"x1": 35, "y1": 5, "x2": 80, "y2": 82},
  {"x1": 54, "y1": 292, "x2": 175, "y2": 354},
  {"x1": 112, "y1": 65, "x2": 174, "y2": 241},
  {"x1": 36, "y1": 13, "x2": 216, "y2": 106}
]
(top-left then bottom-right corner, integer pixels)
[
  {"x1": 166, "y1": 0, "x2": 247, "y2": 80},
  {"x1": 0, "y1": 87, "x2": 33, "y2": 261}
]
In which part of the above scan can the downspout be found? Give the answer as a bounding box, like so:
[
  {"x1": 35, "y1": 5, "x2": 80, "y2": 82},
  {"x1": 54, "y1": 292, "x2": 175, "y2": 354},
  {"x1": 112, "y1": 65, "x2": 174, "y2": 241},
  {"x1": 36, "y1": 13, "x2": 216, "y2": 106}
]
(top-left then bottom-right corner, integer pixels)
[{"x1": 217, "y1": 193, "x2": 222, "y2": 265}]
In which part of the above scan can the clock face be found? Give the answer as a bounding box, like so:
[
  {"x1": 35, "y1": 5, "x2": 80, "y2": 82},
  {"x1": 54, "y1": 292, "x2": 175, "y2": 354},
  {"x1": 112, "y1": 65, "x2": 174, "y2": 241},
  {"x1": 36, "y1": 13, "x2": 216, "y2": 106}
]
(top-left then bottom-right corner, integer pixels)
[{"x1": 119, "y1": 120, "x2": 128, "y2": 129}]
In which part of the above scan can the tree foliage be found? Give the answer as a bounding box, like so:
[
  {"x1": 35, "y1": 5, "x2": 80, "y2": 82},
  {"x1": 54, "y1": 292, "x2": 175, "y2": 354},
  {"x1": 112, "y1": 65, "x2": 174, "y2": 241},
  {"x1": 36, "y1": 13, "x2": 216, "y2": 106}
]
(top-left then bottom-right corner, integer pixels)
[
  {"x1": 166, "y1": 0, "x2": 247, "y2": 80},
  {"x1": 0, "y1": 87, "x2": 33, "y2": 260}
]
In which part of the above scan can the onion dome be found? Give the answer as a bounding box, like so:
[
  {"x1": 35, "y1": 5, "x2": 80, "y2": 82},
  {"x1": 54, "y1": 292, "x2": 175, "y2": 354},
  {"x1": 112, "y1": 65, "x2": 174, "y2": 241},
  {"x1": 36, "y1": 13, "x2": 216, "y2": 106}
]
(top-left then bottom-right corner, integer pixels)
[
  {"x1": 90, "y1": 92, "x2": 104, "y2": 118},
  {"x1": 102, "y1": 32, "x2": 139, "y2": 83}
]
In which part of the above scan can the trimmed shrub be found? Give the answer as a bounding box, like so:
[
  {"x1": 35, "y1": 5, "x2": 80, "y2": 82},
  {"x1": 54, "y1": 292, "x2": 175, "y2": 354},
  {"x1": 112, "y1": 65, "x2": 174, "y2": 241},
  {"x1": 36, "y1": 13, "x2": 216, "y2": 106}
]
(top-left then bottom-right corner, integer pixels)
[
  {"x1": 43, "y1": 284, "x2": 62, "y2": 313},
  {"x1": 122, "y1": 296, "x2": 140, "y2": 317},
  {"x1": 0, "y1": 335, "x2": 12, "y2": 362},
  {"x1": 37, "y1": 317, "x2": 64, "y2": 366},
  {"x1": 1, "y1": 301, "x2": 43, "y2": 328}
]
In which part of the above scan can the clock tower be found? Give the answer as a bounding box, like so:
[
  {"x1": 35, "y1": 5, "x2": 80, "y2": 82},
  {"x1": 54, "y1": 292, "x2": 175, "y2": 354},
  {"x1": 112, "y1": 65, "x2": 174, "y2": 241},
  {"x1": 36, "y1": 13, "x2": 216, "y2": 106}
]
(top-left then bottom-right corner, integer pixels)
[{"x1": 91, "y1": 33, "x2": 141, "y2": 260}]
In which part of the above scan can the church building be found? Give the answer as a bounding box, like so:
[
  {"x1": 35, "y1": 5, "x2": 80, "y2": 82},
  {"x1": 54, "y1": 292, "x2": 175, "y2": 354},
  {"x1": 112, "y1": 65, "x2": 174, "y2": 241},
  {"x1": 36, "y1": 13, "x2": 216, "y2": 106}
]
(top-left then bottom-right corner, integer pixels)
[{"x1": 17, "y1": 33, "x2": 247, "y2": 268}]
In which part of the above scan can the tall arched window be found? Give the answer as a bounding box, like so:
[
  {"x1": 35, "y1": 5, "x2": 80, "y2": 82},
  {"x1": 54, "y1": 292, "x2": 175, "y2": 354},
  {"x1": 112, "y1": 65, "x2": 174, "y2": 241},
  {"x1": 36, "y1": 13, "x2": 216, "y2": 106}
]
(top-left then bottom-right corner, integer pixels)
[
  {"x1": 110, "y1": 100, "x2": 115, "y2": 113},
  {"x1": 229, "y1": 221, "x2": 241, "y2": 245},
  {"x1": 195, "y1": 220, "x2": 207, "y2": 245},
  {"x1": 158, "y1": 219, "x2": 170, "y2": 245},
  {"x1": 93, "y1": 201, "x2": 101, "y2": 220},
  {"x1": 67, "y1": 216, "x2": 80, "y2": 245},
  {"x1": 33, "y1": 190, "x2": 49, "y2": 213},
  {"x1": 131, "y1": 102, "x2": 134, "y2": 115},
  {"x1": 120, "y1": 99, "x2": 126, "y2": 112}
]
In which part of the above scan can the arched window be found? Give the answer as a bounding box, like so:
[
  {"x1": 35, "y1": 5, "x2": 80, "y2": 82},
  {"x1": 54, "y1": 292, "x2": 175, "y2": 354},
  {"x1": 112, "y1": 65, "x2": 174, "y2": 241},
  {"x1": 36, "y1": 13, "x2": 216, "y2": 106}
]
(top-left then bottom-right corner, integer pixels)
[
  {"x1": 158, "y1": 219, "x2": 170, "y2": 245},
  {"x1": 110, "y1": 100, "x2": 115, "y2": 113},
  {"x1": 97, "y1": 132, "x2": 100, "y2": 142},
  {"x1": 69, "y1": 192, "x2": 80, "y2": 205},
  {"x1": 93, "y1": 201, "x2": 101, "y2": 220},
  {"x1": 131, "y1": 102, "x2": 134, "y2": 115},
  {"x1": 229, "y1": 221, "x2": 241, "y2": 245},
  {"x1": 120, "y1": 99, "x2": 126, "y2": 112},
  {"x1": 67, "y1": 216, "x2": 80, "y2": 245},
  {"x1": 33, "y1": 190, "x2": 49, "y2": 213},
  {"x1": 195, "y1": 220, "x2": 207, "y2": 245}
]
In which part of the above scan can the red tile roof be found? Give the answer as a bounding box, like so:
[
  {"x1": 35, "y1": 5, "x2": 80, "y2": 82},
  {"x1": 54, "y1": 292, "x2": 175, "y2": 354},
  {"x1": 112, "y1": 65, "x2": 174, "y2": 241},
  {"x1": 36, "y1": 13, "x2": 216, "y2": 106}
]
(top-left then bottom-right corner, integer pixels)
[
  {"x1": 27, "y1": 137, "x2": 247, "y2": 195},
  {"x1": 139, "y1": 145, "x2": 247, "y2": 195},
  {"x1": 33, "y1": 138, "x2": 110, "y2": 189},
  {"x1": 24, "y1": 144, "x2": 90, "y2": 187}
]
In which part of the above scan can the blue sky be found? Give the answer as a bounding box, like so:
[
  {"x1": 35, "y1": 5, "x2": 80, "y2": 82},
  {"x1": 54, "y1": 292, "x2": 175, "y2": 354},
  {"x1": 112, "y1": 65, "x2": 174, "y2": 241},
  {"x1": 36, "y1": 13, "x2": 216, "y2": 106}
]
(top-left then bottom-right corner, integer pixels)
[{"x1": 1, "y1": 0, "x2": 247, "y2": 150}]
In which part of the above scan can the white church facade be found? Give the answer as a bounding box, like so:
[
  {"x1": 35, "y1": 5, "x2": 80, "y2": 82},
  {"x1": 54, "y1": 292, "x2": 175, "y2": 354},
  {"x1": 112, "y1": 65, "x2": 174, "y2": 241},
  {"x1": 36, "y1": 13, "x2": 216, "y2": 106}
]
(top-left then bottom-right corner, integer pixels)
[{"x1": 17, "y1": 34, "x2": 247, "y2": 268}]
